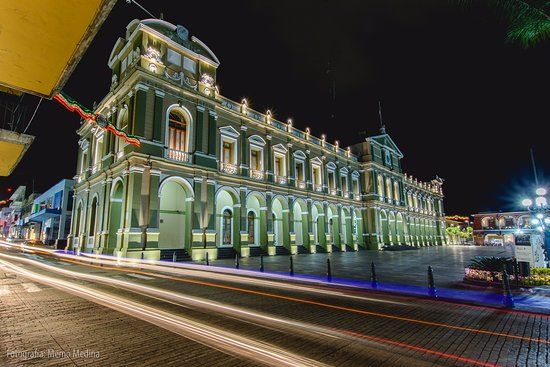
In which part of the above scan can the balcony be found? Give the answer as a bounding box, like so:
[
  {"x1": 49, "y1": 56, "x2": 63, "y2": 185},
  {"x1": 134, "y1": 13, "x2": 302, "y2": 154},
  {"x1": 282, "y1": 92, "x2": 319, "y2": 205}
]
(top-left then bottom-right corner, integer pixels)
[
  {"x1": 342, "y1": 191, "x2": 349, "y2": 199},
  {"x1": 354, "y1": 193, "x2": 361, "y2": 201},
  {"x1": 220, "y1": 162, "x2": 238, "y2": 175},
  {"x1": 249, "y1": 169, "x2": 264, "y2": 181},
  {"x1": 91, "y1": 163, "x2": 100, "y2": 175},
  {"x1": 329, "y1": 188, "x2": 337, "y2": 196},
  {"x1": 296, "y1": 180, "x2": 306, "y2": 189},
  {"x1": 314, "y1": 184, "x2": 323, "y2": 192},
  {"x1": 275, "y1": 175, "x2": 287, "y2": 185},
  {"x1": 166, "y1": 149, "x2": 190, "y2": 163}
]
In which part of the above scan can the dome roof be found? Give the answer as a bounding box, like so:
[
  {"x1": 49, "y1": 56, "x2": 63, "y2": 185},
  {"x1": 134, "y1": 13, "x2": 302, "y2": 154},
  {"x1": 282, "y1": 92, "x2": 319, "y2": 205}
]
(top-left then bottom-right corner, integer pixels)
[{"x1": 129, "y1": 19, "x2": 219, "y2": 65}]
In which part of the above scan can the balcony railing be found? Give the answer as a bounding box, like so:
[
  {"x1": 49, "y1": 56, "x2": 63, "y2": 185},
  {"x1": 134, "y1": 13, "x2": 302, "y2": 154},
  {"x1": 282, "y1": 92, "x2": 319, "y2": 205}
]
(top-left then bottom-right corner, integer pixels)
[
  {"x1": 250, "y1": 169, "x2": 264, "y2": 180},
  {"x1": 329, "y1": 188, "x2": 337, "y2": 196},
  {"x1": 166, "y1": 149, "x2": 190, "y2": 163},
  {"x1": 342, "y1": 191, "x2": 349, "y2": 198},
  {"x1": 220, "y1": 162, "x2": 238, "y2": 175},
  {"x1": 91, "y1": 163, "x2": 100, "y2": 174},
  {"x1": 87, "y1": 236, "x2": 95, "y2": 249},
  {"x1": 354, "y1": 193, "x2": 361, "y2": 201},
  {"x1": 314, "y1": 184, "x2": 323, "y2": 192},
  {"x1": 275, "y1": 175, "x2": 287, "y2": 185},
  {"x1": 296, "y1": 180, "x2": 306, "y2": 189}
]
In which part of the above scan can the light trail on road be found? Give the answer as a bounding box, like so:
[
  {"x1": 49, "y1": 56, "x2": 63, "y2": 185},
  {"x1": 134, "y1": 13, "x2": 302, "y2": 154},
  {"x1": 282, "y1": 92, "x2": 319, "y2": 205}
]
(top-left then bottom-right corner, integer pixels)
[
  {"x1": 0, "y1": 251, "x2": 505, "y2": 367},
  {"x1": 0, "y1": 257, "x2": 327, "y2": 367}
]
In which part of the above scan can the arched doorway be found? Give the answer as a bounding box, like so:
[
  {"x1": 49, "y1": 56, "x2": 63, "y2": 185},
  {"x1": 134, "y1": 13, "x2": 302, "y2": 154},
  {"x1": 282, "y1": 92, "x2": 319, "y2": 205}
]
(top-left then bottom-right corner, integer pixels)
[
  {"x1": 292, "y1": 199, "x2": 307, "y2": 246},
  {"x1": 88, "y1": 196, "x2": 99, "y2": 252},
  {"x1": 216, "y1": 188, "x2": 239, "y2": 248},
  {"x1": 380, "y1": 210, "x2": 389, "y2": 244},
  {"x1": 246, "y1": 192, "x2": 265, "y2": 247},
  {"x1": 247, "y1": 211, "x2": 257, "y2": 245},
  {"x1": 396, "y1": 213, "x2": 404, "y2": 244},
  {"x1": 222, "y1": 209, "x2": 233, "y2": 246},
  {"x1": 388, "y1": 212, "x2": 396, "y2": 244},
  {"x1": 159, "y1": 178, "x2": 193, "y2": 250},
  {"x1": 73, "y1": 202, "x2": 83, "y2": 250},
  {"x1": 271, "y1": 197, "x2": 285, "y2": 246}
]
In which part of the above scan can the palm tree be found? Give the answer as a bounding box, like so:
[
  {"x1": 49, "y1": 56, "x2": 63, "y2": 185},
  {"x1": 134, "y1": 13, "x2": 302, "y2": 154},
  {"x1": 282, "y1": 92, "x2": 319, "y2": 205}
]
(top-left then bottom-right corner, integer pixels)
[{"x1": 459, "y1": 1, "x2": 550, "y2": 48}]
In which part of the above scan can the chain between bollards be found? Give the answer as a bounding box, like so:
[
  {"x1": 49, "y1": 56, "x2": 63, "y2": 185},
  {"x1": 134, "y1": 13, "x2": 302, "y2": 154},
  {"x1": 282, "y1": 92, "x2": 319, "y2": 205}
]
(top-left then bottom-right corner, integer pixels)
[
  {"x1": 371, "y1": 261, "x2": 378, "y2": 289},
  {"x1": 289, "y1": 255, "x2": 294, "y2": 276},
  {"x1": 205, "y1": 251, "x2": 209, "y2": 266},
  {"x1": 326, "y1": 258, "x2": 332, "y2": 282},
  {"x1": 502, "y1": 265, "x2": 515, "y2": 308},
  {"x1": 235, "y1": 254, "x2": 239, "y2": 269},
  {"x1": 260, "y1": 255, "x2": 264, "y2": 272},
  {"x1": 427, "y1": 266, "x2": 437, "y2": 298}
]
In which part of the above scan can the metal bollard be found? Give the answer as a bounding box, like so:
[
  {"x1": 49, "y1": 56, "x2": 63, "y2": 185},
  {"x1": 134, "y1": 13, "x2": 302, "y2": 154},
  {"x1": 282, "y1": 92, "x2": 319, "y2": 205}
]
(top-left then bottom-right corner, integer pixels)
[
  {"x1": 235, "y1": 254, "x2": 240, "y2": 269},
  {"x1": 502, "y1": 266, "x2": 515, "y2": 308},
  {"x1": 205, "y1": 252, "x2": 209, "y2": 266},
  {"x1": 141, "y1": 251, "x2": 144, "y2": 260},
  {"x1": 513, "y1": 258, "x2": 519, "y2": 289},
  {"x1": 326, "y1": 258, "x2": 332, "y2": 282},
  {"x1": 260, "y1": 255, "x2": 264, "y2": 272},
  {"x1": 289, "y1": 255, "x2": 294, "y2": 276},
  {"x1": 172, "y1": 251, "x2": 176, "y2": 262},
  {"x1": 427, "y1": 266, "x2": 437, "y2": 298},
  {"x1": 371, "y1": 261, "x2": 378, "y2": 289}
]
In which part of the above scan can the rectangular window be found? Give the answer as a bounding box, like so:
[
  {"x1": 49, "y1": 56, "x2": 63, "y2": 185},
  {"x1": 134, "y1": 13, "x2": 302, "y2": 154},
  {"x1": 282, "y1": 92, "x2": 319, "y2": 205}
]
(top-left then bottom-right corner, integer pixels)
[
  {"x1": 223, "y1": 142, "x2": 233, "y2": 164},
  {"x1": 296, "y1": 162, "x2": 304, "y2": 181},
  {"x1": 183, "y1": 57, "x2": 197, "y2": 74},
  {"x1": 167, "y1": 49, "x2": 181, "y2": 66},
  {"x1": 250, "y1": 150, "x2": 261, "y2": 170},
  {"x1": 328, "y1": 172, "x2": 335, "y2": 190}
]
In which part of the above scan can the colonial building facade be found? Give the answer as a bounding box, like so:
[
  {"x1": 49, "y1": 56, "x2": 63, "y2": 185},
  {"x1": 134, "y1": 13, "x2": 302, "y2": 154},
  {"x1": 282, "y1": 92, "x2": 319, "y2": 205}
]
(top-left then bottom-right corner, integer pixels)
[{"x1": 68, "y1": 19, "x2": 446, "y2": 260}]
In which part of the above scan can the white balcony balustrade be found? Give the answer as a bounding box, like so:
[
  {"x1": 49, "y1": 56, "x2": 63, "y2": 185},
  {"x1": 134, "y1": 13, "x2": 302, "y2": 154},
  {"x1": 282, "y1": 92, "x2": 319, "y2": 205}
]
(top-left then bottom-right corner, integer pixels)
[
  {"x1": 329, "y1": 188, "x2": 337, "y2": 196},
  {"x1": 354, "y1": 193, "x2": 361, "y2": 201},
  {"x1": 342, "y1": 191, "x2": 349, "y2": 198},
  {"x1": 91, "y1": 163, "x2": 100, "y2": 174},
  {"x1": 314, "y1": 184, "x2": 323, "y2": 192},
  {"x1": 275, "y1": 175, "x2": 287, "y2": 184},
  {"x1": 296, "y1": 180, "x2": 306, "y2": 189},
  {"x1": 249, "y1": 169, "x2": 264, "y2": 180},
  {"x1": 166, "y1": 149, "x2": 190, "y2": 163},
  {"x1": 220, "y1": 162, "x2": 238, "y2": 175}
]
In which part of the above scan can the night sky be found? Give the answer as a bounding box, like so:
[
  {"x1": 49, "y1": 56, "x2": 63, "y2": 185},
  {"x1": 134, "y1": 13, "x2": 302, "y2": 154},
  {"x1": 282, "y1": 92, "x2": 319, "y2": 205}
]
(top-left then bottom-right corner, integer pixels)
[{"x1": 1, "y1": 0, "x2": 548, "y2": 214}]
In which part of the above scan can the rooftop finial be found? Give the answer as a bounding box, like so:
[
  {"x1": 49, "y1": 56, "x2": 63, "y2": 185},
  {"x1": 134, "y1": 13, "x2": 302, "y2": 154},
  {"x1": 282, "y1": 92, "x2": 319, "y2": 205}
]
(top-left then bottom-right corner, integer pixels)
[{"x1": 378, "y1": 100, "x2": 386, "y2": 134}]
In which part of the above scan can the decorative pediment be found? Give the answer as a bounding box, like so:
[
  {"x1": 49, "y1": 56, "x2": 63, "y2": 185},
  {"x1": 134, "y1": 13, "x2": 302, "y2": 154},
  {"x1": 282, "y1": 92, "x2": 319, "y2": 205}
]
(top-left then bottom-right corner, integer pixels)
[
  {"x1": 351, "y1": 170, "x2": 360, "y2": 178},
  {"x1": 340, "y1": 166, "x2": 349, "y2": 175},
  {"x1": 219, "y1": 125, "x2": 240, "y2": 138},
  {"x1": 293, "y1": 150, "x2": 306, "y2": 160},
  {"x1": 369, "y1": 133, "x2": 403, "y2": 158},
  {"x1": 310, "y1": 156, "x2": 323, "y2": 165},
  {"x1": 248, "y1": 135, "x2": 266, "y2": 147},
  {"x1": 326, "y1": 161, "x2": 337, "y2": 170},
  {"x1": 272, "y1": 143, "x2": 287, "y2": 154}
]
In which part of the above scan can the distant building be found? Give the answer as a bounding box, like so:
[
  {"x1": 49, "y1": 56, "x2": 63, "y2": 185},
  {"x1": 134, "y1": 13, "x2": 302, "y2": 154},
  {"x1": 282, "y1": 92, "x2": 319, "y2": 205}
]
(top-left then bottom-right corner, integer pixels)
[
  {"x1": 26, "y1": 179, "x2": 74, "y2": 246},
  {"x1": 472, "y1": 211, "x2": 532, "y2": 246},
  {"x1": 444, "y1": 215, "x2": 471, "y2": 244},
  {"x1": 0, "y1": 186, "x2": 26, "y2": 238}
]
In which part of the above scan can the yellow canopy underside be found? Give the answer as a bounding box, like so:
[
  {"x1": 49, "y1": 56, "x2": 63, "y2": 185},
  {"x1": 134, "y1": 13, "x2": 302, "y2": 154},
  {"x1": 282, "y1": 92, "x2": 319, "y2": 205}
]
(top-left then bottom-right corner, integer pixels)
[
  {"x1": 0, "y1": 0, "x2": 115, "y2": 98},
  {"x1": 0, "y1": 130, "x2": 34, "y2": 176}
]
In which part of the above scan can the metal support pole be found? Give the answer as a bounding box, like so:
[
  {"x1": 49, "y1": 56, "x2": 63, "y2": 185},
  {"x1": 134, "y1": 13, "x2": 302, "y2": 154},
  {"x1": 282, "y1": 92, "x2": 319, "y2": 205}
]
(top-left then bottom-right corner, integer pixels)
[
  {"x1": 235, "y1": 254, "x2": 239, "y2": 269},
  {"x1": 326, "y1": 258, "x2": 332, "y2": 282},
  {"x1": 502, "y1": 266, "x2": 515, "y2": 308},
  {"x1": 371, "y1": 261, "x2": 378, "y2": 289},
  {"x1": 427, "y1": 266, "x2": 437, "y2": 298},
  {"x1": 260, "y1": 255, "x2": 264, "y2": 272},
  {"x1": 205, "y1": 251, "x2": 209, "y2": 266},
  {"x1": 289, "y1": 255, "x2": 294, "y2": 276}
]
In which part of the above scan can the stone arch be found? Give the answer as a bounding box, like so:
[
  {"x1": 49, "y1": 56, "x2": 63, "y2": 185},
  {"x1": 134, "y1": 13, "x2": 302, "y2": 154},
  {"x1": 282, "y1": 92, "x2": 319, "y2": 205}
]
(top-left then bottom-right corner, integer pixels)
[
  {"x1": 396, "y1": 212, "x2": 405, "y2": 244},
  {"x1": 388, "y1": 211, "x2": 396, "y2": 244},
  {"x1": 245, "y1": 191, "x2": 267, "y2": 247},
  {"x1": 292, "y1": 198, "x2": 308, "y2": 247},
  {"x1": 327, "y1": 204, "x2": 340, "y2": 246},
  {"x1": 341, "y1": 206, "x2": 353, "y2": 248},
  {"x1": 271, "y1": 195, "x2": 289, "y2": 247},
  {"x1": 158, "y1": 177, "x2": 194, "y2": 250},
  {"x1": 353, "y1": 208, "x2": 364, "y2": 247},
  {"x1": 216, "y1": 187, "x2": 240, "y2": 248},
  {"x1": 311, "y1": 202, "x2": 325, "y2": 246},
  {"x1": 379, "y1": 209, "x2": 389, "y2": 245}
]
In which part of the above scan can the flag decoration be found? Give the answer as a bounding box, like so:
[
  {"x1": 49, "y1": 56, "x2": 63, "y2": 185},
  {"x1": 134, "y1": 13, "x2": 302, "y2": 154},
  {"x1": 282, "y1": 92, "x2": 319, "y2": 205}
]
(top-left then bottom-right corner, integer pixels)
[{"x1": 53, "y1": 92, "x2": 141, "y2": 147}]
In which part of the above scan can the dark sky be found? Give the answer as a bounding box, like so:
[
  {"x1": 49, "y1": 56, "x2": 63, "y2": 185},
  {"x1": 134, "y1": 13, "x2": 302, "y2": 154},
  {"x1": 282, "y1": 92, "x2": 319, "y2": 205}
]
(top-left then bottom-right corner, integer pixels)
[{"x1": 1, "y1": 0, "x2": 548, "y2": 214}]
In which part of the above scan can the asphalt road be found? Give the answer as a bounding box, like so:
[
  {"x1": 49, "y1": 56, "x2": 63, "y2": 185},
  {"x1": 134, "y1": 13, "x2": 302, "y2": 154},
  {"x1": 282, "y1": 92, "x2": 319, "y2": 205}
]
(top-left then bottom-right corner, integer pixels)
[{"x1": 0, "y1": 242, "x2": 548, "y2": 367}]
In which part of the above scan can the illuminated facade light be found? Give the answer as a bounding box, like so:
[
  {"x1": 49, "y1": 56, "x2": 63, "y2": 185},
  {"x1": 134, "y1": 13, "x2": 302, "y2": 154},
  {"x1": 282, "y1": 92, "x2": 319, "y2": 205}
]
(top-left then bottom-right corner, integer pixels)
[
  {"x1": 521, "y1": 198, "x2": 533, "y2": 207},
  {"x1": 536, "y1": 187, "x2": 547, "y2": 196},
  {"x1": 535, "y1": 196, "x2": 547, "y2": 207}
]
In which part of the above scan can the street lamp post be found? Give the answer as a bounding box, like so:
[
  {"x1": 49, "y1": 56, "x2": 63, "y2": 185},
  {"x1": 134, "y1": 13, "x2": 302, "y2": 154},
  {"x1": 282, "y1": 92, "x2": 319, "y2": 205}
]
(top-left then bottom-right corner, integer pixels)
[{"x1": 522, "y1": 187, "x2": 550, "y2": 233}]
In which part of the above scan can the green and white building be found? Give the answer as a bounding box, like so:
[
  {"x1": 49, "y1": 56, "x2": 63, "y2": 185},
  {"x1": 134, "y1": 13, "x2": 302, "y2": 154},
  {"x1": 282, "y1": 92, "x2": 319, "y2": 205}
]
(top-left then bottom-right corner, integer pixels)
[{"x1": 69, "y1": 19, "x2": 446, "y2": 261}]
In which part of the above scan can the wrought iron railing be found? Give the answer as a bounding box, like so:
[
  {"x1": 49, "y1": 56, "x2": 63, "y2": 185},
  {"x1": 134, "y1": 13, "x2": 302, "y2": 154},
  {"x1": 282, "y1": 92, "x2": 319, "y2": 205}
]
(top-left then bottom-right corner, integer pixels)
[
  {"x1": 220, "y1": 162, "x2": 238, "y2": 175},
  {"x1": 166, "y1": 149, "x2": 190, "y2": 163}
]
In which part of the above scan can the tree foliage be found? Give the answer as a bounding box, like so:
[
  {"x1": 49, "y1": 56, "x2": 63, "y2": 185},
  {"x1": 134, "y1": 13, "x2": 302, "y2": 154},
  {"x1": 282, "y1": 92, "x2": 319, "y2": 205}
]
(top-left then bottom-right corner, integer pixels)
[{"x1": 459, "y1": 0, "x2": 550, "y2": 47}]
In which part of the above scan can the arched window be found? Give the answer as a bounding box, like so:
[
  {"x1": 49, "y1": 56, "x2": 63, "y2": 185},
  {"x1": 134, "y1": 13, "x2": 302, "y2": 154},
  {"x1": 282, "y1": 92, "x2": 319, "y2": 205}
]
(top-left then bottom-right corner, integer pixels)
[
  {"x1": 386, "y1": 178, "x2": 392, "y2": 199},
  {"x1": 222, "y1": 209, "x2": 232, "y2": 245},
  {"x1": 247, "y1": 211, "x2": 255, "y2": 245},
  {"x1": 168, "y1": 110, "x2": 188, "y2": 152},
  {"x1": 393, "y1": 181, "x2": 400, "y2": 202}
]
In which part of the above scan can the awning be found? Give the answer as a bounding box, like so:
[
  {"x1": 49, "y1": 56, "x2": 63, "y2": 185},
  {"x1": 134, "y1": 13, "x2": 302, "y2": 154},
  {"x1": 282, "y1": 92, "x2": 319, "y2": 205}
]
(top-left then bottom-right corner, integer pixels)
[
  {"x1": 0, "y1": 129, "x2": 34, "y2": 176},
  {"x1": 27, "y1": 208, "x2": 62, "y2": 222},
  {"x1": 0, "y1": 0, "x2": 117, "y2": 98}
]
